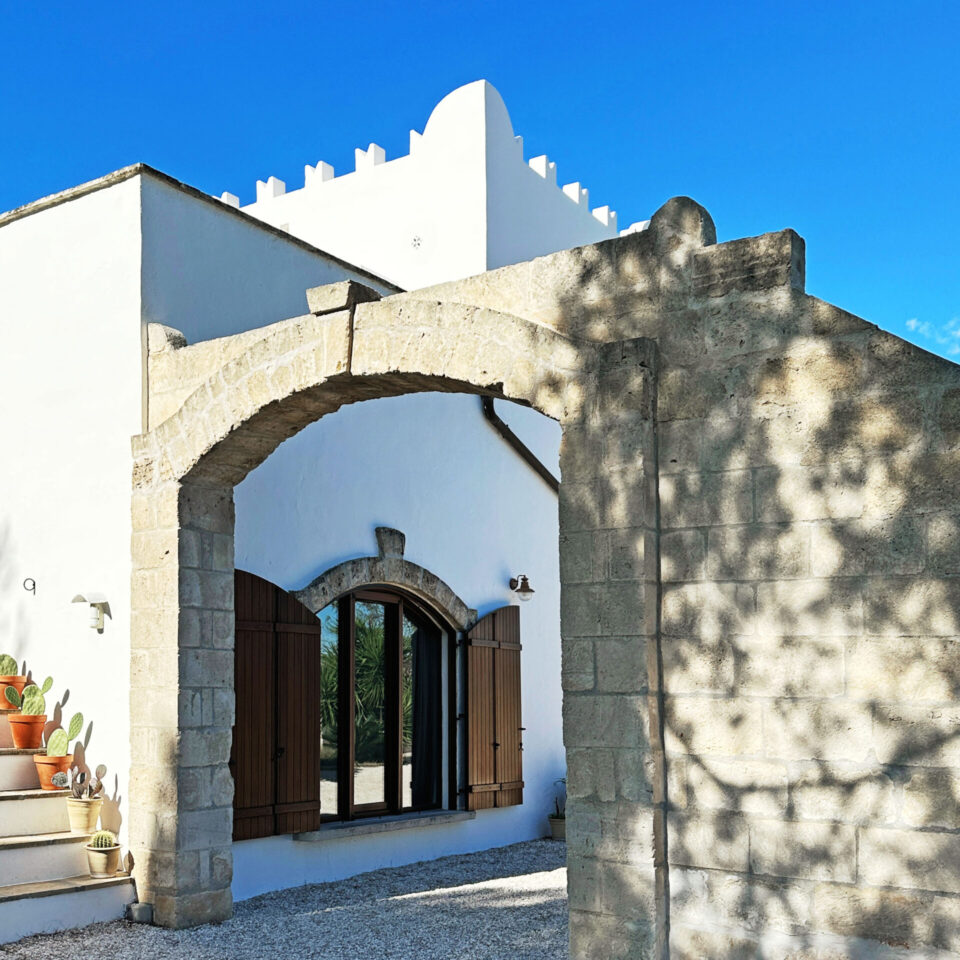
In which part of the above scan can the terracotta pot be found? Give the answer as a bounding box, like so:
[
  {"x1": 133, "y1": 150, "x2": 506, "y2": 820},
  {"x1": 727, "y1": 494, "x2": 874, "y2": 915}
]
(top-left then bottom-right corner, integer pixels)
[
  {"x1": 0, "y1": 676, "x2": 27, "y2": 710},
  {"x1": 86, "y1": 844, "x2": 121, "y2": 878},
  {"x1": 33, "y1": 753, "x2": 73, "y2": 790},
  {"x1": 548, "y1": 816, "x2": 566, "y2": 841},
  {"x1": 66, "y1": 797, "x2": 102, "y2": 833},
  {"x1": 8, "y1": 714, "x2": 46, "y2": 749}
]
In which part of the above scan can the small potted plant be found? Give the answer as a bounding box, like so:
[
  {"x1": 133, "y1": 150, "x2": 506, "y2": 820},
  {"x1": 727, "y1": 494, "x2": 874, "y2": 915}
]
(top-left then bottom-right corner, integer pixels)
[
  {"x1": 4, "y1": 677, "x2": 52, "y2": 749},
  {"x1": 86, "y1": 829, "x2": 121, "y2": 878},
  {"x1": 34, "y1": 711, "x2": 83, "y2": 789},
  {"x1": 66, "y1": 765, "x2": 106, "y2": 833},
  {"x1": 0, "y1": 654, "x2": 27, "y2": 711},
  {"x1": 548, "y1": 777, "x2": 566, "y2": 841}
]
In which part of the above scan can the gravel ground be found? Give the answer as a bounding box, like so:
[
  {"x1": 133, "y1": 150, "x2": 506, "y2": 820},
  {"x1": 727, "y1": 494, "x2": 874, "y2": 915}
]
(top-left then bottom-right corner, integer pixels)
[{"x1": 2, "y1": 840, "x2": 568, "y2": 960}]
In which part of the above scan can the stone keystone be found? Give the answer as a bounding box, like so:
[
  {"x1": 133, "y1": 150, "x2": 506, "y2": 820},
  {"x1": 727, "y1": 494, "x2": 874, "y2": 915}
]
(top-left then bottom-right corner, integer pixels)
[{"x1": 306, "y1": 280, "x2": 382, "y2": 316}]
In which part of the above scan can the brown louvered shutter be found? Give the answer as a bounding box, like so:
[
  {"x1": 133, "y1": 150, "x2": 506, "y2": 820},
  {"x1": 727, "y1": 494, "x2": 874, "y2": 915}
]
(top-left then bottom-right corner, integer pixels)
[
  {"x1": 231, "y1": 570, "x2": 323, "y2": 839},
  {"x1": 231, "y1": 570, "x2": 277, "y2": 840},
  {"x1": 466, "y1": 605, "x2": 524, "y2": 810},
  {"x1": 274, "y1": 588, "x2": 323, "y2": 834}
]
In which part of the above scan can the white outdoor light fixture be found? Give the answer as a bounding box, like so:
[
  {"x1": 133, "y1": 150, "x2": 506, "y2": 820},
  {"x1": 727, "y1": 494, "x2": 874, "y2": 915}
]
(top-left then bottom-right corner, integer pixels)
[
  {"x1": 509, "y1": 575, "x2": 535, "y2": 602},
  {"x1": 72, "y1": 593, "x2": 111, "y2": 633}
]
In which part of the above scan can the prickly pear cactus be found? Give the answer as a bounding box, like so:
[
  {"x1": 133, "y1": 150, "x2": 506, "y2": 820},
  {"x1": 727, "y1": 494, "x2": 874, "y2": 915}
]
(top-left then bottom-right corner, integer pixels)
[
  {"x1": 88, "y1": 764, "x2": 106, "y2": 799},
  {"x1": 47, "y1": 728, "x2": 68, "y2": 756},
  {"x1": 46, "y1": 712, "x2": 83, "y2": 757},
  {"x1": 19, "y1": 678, "x2": 50, "y2": 715},
  {"x1": 71, "y1": 768, "x2": 87, "y2": 799},
  {"x1": 89, "y1": 829, "x2": 117, "y2": 849},
  {"x1": 4, "y1": 686, "x2": 19, "y2": 708},
  {"x1": 0, "y1": 654, "x2": 18, "y2": 675},
  {"x1": 16, "y1": 684, "x2": 42, "y2": 715}
]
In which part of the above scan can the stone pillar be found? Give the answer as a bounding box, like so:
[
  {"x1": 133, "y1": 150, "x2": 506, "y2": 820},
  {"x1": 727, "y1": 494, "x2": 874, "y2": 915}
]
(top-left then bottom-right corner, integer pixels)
[
  {"x1": 560, "y1": 338, "x2": 666, "y2": 959},
  {"x1": 129, "y1": 476, "x2": 236, "y2": 927}
]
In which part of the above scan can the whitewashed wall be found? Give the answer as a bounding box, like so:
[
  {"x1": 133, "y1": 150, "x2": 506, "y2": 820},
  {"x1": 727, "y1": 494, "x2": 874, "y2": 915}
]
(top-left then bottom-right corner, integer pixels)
[
  {"x1": 232, "y1": 394, "x2": 563, "y2": 900},
  {"x1": 140, "y1": 174, "x2": 395, "y2": 344},
  {"x1": 0, "y1": 179, "x2": 143, "y2": 828},
  {"x1": 0, "y1": 172, "x2": 396, "y2": 842}
]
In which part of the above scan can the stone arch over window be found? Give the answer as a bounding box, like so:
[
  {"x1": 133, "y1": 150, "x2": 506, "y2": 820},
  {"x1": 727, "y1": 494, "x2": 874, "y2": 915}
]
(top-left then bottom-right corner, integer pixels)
[{"x1": 293, "y1": 527, "x2": 478, "y2": 631}]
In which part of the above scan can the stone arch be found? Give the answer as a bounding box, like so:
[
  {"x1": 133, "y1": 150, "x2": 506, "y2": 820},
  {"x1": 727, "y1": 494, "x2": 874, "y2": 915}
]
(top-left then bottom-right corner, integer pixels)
[
  {"x1": 293, "y1": 527, "x2": 478, "y2": 631},
  {"x1": 126, "y1": 199, "x2": 739, "y2": 953},
  {"x1": 129, "y1": 281, "x2": 661, "y2": 938},
  {"x1": 135, "y1": 294, "x2": 591, "y2": 491}
]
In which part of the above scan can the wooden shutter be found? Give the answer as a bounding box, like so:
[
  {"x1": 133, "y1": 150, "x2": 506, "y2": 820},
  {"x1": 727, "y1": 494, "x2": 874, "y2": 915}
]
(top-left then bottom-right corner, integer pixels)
[
  {"x1": 274, "y1": 587, "x2": 324, "y2": 834},
  {"x1": 231, "y1": 570, "x2": 323, "y2": 839},
  {"x1": 466, "y1": 605, "x2": 523, "y2": 810},
  {"x1": 231, "y1": 570, "x2": 277, "y2": 840}
]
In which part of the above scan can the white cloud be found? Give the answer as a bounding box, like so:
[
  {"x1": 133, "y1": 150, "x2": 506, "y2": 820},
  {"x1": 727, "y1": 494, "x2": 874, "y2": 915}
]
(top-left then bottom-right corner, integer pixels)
[{"x1": 904, "y1": 316, "x2": 960, "y2": 356}]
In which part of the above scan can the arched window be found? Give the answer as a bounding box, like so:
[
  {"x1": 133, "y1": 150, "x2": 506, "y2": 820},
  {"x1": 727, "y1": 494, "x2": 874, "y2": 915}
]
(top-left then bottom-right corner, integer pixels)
[
  {"x1": 317, "y1": 588, "x2": 448, "y2": 820},
  {"x1": 231, "y1": 565, "x2": 522, "y2": 841}
]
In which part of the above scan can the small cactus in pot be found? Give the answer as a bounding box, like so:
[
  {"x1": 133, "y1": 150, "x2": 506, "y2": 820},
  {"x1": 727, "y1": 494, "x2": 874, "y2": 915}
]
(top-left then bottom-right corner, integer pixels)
[
  {"x1": 5, "y1": 677, "x2": 52, "y2": 749},
  {"x1": 66, "y1": 765, "x2": 106, "y2": 833},
  {"x1": 34, "y1": 711, "x2": 82, "y2": 789},
  {"x1": 85, "y1": 829, "x2": 121, "y2": 878},
  {"x1": 0, "y1": 654, "x2": 27, "y2": 711}
]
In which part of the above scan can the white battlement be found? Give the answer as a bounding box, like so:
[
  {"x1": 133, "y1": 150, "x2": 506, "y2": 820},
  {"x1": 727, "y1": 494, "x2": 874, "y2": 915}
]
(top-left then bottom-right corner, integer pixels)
[
  {"x1": 224, "y1": 81, "x2": 638, "y2": 288},
  {"x1": 592, "y1": 205, "x2": 617, "y2": 230},
  {"x1": 562, "y1": 182, "x2": 588, "y2": 206},
  {"x1": 354, "y1": 143, "x2": 386, "y2": 173},
  {"x1": 620, "y1": 219, "x2": 650, "y2": 236},
  {"x1": 256, "y1": 176, "x2": 286, "y2": 202},
  {"x1": 529, "y1": 155, "x2": 557, "y2": 185},
  {"x1": 304, "y1": 161, "x2": 334, "y2": 188}
]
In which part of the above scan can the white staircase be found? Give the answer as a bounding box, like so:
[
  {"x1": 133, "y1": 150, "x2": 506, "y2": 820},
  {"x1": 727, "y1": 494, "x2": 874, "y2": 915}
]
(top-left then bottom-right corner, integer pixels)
[{"x1": 0, "y1": 716, "x2": 136, "y2": 944}]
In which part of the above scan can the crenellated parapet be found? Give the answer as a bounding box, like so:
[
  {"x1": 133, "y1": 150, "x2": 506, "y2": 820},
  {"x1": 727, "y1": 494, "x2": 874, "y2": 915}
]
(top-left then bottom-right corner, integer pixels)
[{"x1": 220, "y1": 80, "x2": 637, "y2": 268}]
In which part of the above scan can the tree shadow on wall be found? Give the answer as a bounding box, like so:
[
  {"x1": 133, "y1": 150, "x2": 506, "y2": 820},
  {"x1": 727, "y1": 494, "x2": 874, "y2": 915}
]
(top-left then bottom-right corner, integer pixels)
[{"x1": 551, "y1": 217, "x2": 960, "y2": 956}]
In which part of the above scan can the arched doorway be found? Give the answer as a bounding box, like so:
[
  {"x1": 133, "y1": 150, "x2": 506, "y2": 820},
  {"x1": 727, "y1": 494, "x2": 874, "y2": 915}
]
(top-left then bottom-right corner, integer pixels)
[{"x1": 129, "y1": 271, "x2": 664, "y2": 951}]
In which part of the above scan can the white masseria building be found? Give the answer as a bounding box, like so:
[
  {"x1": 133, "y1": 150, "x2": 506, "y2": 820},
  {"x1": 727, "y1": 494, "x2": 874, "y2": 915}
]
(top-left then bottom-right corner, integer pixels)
[{"x1": 0, "y1": 80, "x2": 644, "y2": 940}]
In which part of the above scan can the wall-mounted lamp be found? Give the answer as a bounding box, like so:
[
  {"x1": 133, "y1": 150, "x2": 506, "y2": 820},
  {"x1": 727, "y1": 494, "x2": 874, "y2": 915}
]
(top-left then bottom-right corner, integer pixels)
[
  {"x1": 72, "y1": 593, "x2": 112, "y2": 633},
  {"x1": 509, "y1": 575, "x2": 535, "y2": 602}
]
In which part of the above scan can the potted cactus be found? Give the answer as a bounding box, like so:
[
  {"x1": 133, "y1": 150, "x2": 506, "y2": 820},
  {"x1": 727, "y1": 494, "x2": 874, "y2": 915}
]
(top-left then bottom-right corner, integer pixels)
[
  {"x1": 547, "y1": 777, "x2": 566, "y2": 841},
  {"x1": 5, "y1": 676, "x2": 52, "y2": 749},
  {"x1": 33, "y1": 711, "x2": 83, "y2": 789},
  {"x1": 0, "y1": 654, "x2": 27, "y2": 711},
  {"x1": 86, "y1": 829, "x2": 121, "y2": 878},
  {"x1": 65, "y1": 765, "x2": 106, "y2": 833}
]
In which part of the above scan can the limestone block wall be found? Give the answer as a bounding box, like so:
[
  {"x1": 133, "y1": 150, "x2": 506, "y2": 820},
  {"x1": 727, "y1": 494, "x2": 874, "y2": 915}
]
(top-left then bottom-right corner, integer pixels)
[
  {"x1": 657, "y1": 285, "x2": 960, "y2": 956},
  {"x1": 412, "y1": 203, "x2": 960, "y2": 956}
]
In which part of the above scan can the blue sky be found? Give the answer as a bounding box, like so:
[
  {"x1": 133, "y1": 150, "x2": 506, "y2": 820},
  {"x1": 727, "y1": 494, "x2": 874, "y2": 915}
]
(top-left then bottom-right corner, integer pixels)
[{"x1": 2, "y1": 1, "x2": 957, "y2": 356}]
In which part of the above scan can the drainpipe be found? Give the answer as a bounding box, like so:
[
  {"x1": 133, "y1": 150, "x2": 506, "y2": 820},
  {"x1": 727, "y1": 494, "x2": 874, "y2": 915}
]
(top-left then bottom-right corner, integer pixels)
[{"x1": 480, "y1": 397, "x2": 560, "y2": 494}]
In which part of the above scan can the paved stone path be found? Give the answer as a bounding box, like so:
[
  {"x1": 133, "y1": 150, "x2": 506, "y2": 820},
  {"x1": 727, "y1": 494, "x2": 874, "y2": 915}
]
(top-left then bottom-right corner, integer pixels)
[{"x1": 2, "y1": 840, "x2": 568, "y2": 959}]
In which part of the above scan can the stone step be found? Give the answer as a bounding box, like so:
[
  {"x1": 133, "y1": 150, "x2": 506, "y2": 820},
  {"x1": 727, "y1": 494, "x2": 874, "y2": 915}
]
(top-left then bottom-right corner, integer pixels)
[
  {"x1": 0, "y1": 788, "x2": 69, "y2": 838},
  {"x1": 0, "y1": 831, "x2": 92, "y2": 886},
  {"x1": 0, "y1": 712, "x2": 14, "y2": 749},
  {"x1": 0, "y1": 747, "x2": 42, "y2": 791},
  {"x1": 0, "y1": 874, "x2": 135, "y2": 945}
]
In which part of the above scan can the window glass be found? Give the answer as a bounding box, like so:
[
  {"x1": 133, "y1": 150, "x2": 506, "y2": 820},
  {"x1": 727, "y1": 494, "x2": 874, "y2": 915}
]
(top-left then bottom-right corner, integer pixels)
[
  {"x1": 404, "y1": 612, "x2": 442, "y2": 810},
  {"x1": 319, "y1": 601, "x2": 339, "y2": 817},
  {"x1": 353, "y1": 601, "x2": 387, "y2": 806}
]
